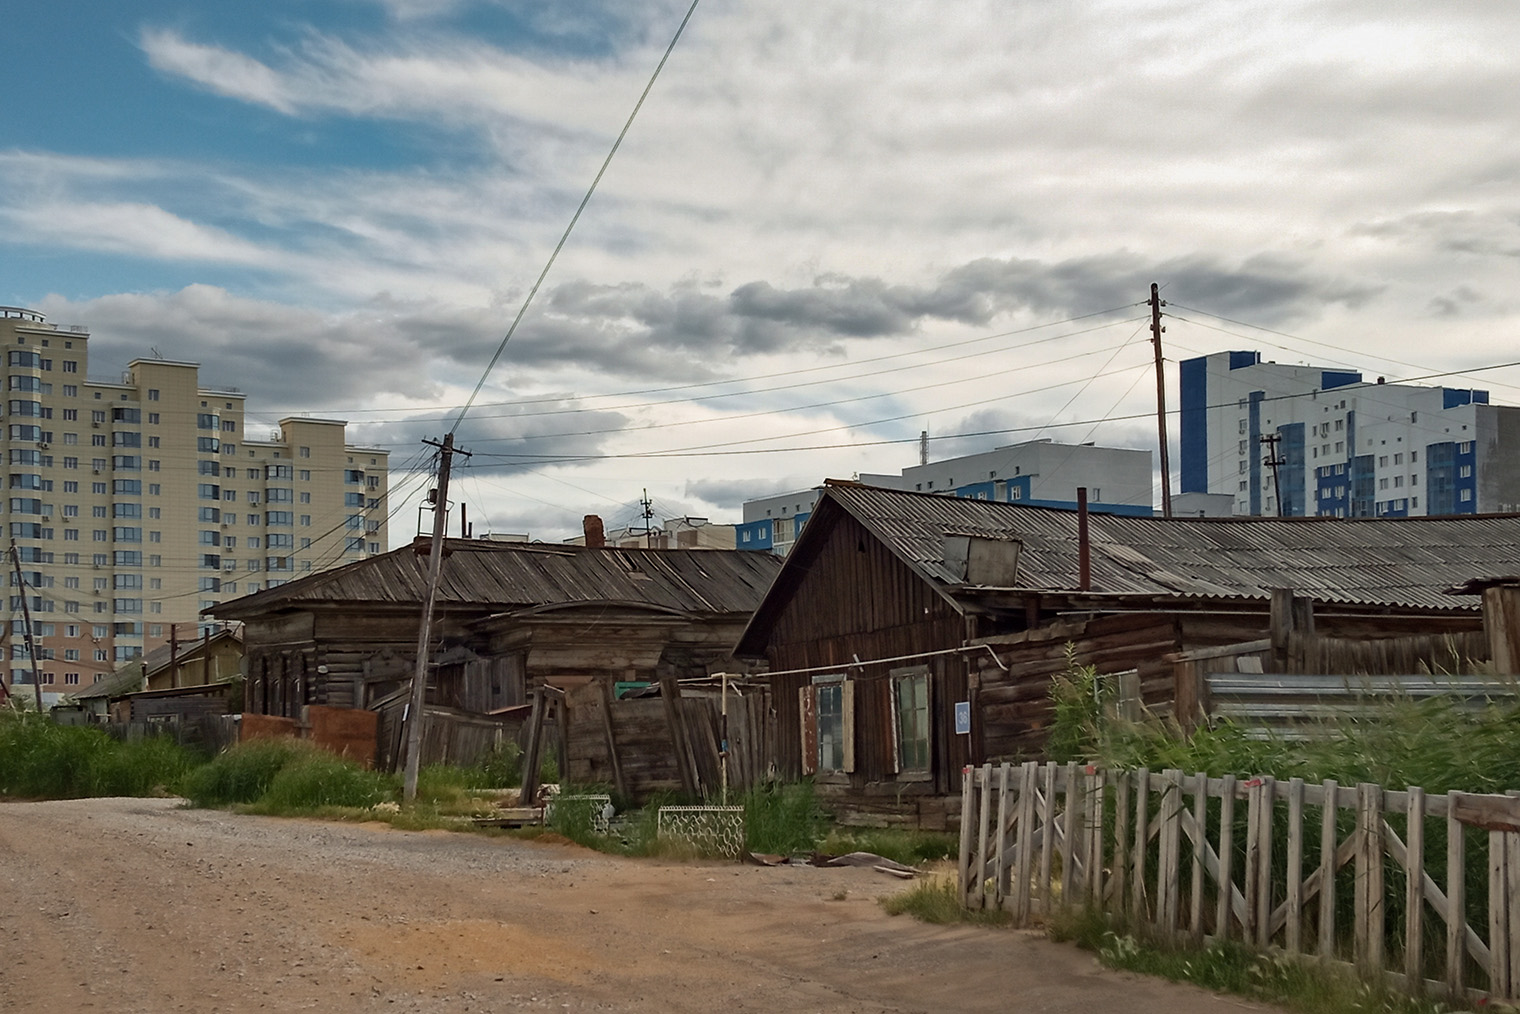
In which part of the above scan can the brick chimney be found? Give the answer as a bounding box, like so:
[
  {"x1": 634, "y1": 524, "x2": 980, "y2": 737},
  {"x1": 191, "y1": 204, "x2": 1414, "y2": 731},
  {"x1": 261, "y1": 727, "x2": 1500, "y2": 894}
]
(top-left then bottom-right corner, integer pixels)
[{"x1": 583, "y1": 514, "x2": 606, "y2": 548}]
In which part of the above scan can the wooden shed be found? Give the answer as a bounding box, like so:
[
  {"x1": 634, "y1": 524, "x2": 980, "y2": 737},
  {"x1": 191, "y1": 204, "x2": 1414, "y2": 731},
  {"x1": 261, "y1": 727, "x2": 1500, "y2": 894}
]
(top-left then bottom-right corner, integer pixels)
[
  {"x1": 209, "y1": 538, "x2": 780, "y2": 778},
  {"x1": 736, "y1": 482, "x2": 1520, "y2": 829}
]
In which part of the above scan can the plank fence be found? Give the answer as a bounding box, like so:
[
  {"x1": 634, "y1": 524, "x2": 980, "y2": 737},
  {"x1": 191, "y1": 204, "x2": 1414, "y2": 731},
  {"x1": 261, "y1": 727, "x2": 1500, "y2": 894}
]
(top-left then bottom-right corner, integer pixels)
[{"x1": 959, "y1": 761, "x2": 1520, "y2": 1004}]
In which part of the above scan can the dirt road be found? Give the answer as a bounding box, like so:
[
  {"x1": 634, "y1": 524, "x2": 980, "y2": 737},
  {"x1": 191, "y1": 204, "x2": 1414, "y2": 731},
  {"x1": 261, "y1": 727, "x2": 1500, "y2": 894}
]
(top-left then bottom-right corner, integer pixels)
[{"x1": 0, "y1": 798, "x2": 1279, "y2": 1013}]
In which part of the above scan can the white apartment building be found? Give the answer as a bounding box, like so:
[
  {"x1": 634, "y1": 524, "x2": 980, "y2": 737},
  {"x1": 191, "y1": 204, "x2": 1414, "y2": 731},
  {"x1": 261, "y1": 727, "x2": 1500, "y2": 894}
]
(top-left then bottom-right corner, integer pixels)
[
  {"x1": 0, "y1": 307, "x2": 388, "y2": 702},
  {"x1": 1179, "y1": 350, "x2": 1520, "y2": 518},
  {"x1": 739, "y1": 439, "x2": 1154, "y2": 554}
]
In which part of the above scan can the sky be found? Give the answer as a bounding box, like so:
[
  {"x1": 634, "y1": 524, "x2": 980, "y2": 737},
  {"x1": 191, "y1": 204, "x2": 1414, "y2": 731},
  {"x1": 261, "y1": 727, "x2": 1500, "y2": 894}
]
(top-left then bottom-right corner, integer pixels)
[{"x1": 5, "y1": 0, "x2": 1520, "y2": 543}]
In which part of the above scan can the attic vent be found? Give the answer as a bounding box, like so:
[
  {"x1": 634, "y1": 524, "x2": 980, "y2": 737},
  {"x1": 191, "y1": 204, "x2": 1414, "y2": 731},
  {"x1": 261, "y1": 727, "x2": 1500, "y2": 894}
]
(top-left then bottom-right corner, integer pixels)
[{"x1": 943, "y1": 531, "x2": 1021, "y2": 586}]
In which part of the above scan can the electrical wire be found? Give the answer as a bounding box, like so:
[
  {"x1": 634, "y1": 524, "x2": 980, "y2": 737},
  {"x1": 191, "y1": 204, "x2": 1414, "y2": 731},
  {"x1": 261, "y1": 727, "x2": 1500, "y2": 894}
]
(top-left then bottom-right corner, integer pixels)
[{"x1": 449, "y1": 0, "x2": 704, "y2": 435}]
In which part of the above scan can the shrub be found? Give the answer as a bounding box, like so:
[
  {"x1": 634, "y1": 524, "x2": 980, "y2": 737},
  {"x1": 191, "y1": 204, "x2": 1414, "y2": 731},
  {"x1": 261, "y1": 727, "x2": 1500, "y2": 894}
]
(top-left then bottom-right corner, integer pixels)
[
  {"x1": 177, "y1": 738, "x2": 312, "y2": 807},
  {"x1": 250, "y1": 751, "x2": 395, "y2": 813}
]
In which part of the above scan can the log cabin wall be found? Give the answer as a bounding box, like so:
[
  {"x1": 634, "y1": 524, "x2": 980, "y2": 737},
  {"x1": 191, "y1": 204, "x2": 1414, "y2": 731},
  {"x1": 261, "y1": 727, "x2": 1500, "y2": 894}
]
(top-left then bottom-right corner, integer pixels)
[{"x1": 973, "y1": 613, "x2": 1185, "y2": 760}]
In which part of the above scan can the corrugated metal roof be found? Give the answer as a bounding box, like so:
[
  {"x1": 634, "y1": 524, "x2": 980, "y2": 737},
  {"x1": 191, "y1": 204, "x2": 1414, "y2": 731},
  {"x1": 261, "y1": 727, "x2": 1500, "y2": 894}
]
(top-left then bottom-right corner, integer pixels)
[
  {"x1": 824, "y1": 483, "x2": 1520, "y2": 611},
  {"x1": 209, "y1": 540, "x2": 783, "y2": 619}
]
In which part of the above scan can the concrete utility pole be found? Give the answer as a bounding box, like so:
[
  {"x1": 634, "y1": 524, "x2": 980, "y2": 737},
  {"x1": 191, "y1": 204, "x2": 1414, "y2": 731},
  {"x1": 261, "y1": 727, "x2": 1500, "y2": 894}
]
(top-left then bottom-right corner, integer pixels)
[
  {"x1": 1149, "y1": 283, "x2": 1173, "y2": 517},
  {"x1": 402, "y1": 433, "x2": 465, "y2": 802},
  {"x1": 9, "y1": 542, "x2": 43, "y2": 711}
]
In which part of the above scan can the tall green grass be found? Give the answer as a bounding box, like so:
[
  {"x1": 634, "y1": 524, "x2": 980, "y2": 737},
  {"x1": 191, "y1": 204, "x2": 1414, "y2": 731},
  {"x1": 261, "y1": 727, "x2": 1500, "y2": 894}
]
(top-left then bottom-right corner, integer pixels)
[{"x1": 0, "y1": 713, "x2": 197, "y2": 798}]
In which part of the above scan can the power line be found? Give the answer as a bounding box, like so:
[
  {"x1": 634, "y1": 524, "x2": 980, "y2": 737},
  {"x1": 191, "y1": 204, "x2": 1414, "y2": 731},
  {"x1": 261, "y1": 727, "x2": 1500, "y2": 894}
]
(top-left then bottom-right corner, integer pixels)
[
  {"x1": 449, "y1": 0, "x2": 704, "y2": 435},
  {"x1": 461, "y1": 356, "x2": 1520, "y2": 466}
]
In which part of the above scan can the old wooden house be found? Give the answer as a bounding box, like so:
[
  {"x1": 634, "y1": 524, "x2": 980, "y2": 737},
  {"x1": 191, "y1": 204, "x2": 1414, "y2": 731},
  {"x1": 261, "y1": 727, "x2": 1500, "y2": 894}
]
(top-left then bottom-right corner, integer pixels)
[
  {"x1": 209, "y1": 538, "x2": 780, "y2": 781},
  {"x1": 735, "y1": 482, "x2": 1520, "y2": 828}
]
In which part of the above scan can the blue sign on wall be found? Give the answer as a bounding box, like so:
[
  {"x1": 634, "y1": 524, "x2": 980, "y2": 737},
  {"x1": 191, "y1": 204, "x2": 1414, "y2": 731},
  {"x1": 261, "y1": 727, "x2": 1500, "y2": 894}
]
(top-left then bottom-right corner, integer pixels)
[{"x1": 954, "y1": 700, "x2": 971, "y2": 735}]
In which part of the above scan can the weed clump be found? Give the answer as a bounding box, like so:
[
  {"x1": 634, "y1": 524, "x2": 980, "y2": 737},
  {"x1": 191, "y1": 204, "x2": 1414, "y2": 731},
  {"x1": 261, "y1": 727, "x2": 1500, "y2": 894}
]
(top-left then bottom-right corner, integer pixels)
[{"x1": 0, "y1": 713, "x2": 197, "y2": 799}]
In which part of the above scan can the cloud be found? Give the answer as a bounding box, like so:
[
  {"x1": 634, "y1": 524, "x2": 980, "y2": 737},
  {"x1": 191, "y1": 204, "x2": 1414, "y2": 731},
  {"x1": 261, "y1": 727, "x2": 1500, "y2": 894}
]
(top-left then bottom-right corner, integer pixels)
[{"x1": 684, "y1": 476, "x2": 812, "y2": 511}]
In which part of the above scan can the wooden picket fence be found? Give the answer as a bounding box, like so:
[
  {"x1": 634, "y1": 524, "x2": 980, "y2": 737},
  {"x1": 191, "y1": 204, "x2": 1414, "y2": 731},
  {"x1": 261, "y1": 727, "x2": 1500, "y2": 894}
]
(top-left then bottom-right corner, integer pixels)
[{"x1": 959, "y1": 762, "x2": 1520, "y2": 1004}]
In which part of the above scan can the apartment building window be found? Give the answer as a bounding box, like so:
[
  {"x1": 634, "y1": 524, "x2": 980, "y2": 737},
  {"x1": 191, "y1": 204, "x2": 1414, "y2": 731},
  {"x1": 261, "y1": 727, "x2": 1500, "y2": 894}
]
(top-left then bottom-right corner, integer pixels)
[
  {"x1": 197, "y1": 437, "x2": 219, "y2": 453},
  {"x1": 266, "y1": 488, "x2": 293, "y2": 503},
  {"x1": 147, "y1": 389, "x2": 158, "y2": 401},
  {"x1": 222, "y1": 444, "x2": 235, "y2": 455},
  {"x1": 247, "y1": 490, "x2": 260, "y2": 504},
  {"x1": 92, "y1": 530, "x2": 107, "y2": 541},
  {"x1": 92, "y1": 480, "x2": 105, "y2": 494},
  {"x1": 198, "y1": 484, "x2": 220, "y2": 500},
  {"x1": 346, "y1": 537, "x2": 365, "y2": 552},
  {"x1": 63, "y1": 458, "x2": 77, "y2": 470},
  {"x1": 113, "y1": 527, "x2": 141, "y2": 542},
  {"x1": 247, "y1": 514, "x2": 259, "y2": 526},
  {"x1": 265, "y1": 511, "x2": 293, "y2": 527},
  {"x1": 299, "y1": 470, "x2": 310, "y2": 481},
  {"x1": 148, "y1": 460, "x2": 159, "y2": 471},
  {"x1": 221, "y1": 420, "x2": 235, "y2": 433},
  {"x1": 299, "y1": 492, "x2": 310, "y2": 504},
  {"x1": 299, "y1": 446, "x2": 310, "y2": 458},
  {"x1": 148, "y1": 413, "x2": 159, "y2": 424},
  {"x1": 62, "y1": 385, "x2": 77, "y2": 397},
  {"x1": 199, "y1": 507, "x2": 221, "y2": 523},
  {"x1": 300, "y1": 515, "x2": 311, "y2": 526},
  {"x1": 90, "y1": 434, "x2": 106, "y2": 447},
  {"x1": 199, "y1": 531, "x2": 221, "y2": 546},
  {"x1": 247, "y1": 536, "x2": 261, "y2": 549},
  {"x1": 112, "y1": 456, "x2": 140, "y2": 470},
  {"x1": 223, "y1": 489, "x2": 236, "y2": 501},
  {"x1": 149, "y1": 555, "x2": 160, "y2": 567}
]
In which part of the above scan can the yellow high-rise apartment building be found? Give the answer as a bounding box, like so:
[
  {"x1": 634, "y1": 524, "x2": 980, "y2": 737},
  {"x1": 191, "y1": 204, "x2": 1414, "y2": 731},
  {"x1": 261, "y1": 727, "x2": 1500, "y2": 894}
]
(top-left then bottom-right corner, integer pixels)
[{"x1": 1, "y1": 307, "x2": 388, "y2": 703}]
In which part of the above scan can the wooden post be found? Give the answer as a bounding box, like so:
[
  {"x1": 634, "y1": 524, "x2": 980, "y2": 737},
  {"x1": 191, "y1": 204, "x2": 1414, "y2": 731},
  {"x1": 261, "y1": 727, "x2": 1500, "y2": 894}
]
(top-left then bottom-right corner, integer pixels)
[
  {"x1": 1484, "y1": 585, "x2": 1520, "y2": 676},
  {"x1": 1355, "y1": 782, "x2": 1386, "y2": 976},
  {"x1": 1113, "y1": 769, "x2": 1130, "y2": 913},
  {"x1": 1507, "y1": 833, "x2": 1520, "y2": 1001},
  {"x1": 1132, "y1": 767, "x2": 1151, "y2": 924},
  {"x1": 1447, "y1": 794, "x2": 1466, "y2": 998},
  {"x1": 974, "y1": 763, "x2": 993, "y2": 911},
  {"x1": 1405, "y1": 786, "x2": 1426, "y2": 995},
  {"x1": 598, "y1": 679, "x2": 628, "y2": 801},
  {"x1": 1039, "y1": 763, "x2": 1057, "y2": 917},
  {"x1": 1256, "y1": 775, "x2": 1276, "y2": 947},
  {"x1": 1244, "y1": 778, "x2": 1262, "y2": 944},
  {"x1": 1490, "y1": 830, "x2": 1509, "y2": 998},
  {"x1": 1015, "y1": 761, "x2": 1037, "y2": 922},
  {"x1": 1286, "y1": 777, "x2": 1305, "y2": 954},
  {"x1": 519, "y1": 687, "x2": 545, "y2": 804},
  {"x1": 993, "y1": 763, "x2": 1011, "y2": 909},
  {"x1": 1319, "y1": 779, "x2": 1340, "y2": 959},
  {"x1": 1189, "y1": 771, "x2": 1207, "y2": 943},
  {"x1": 1090, "y1": 767, "x2": 1108, "y2": 909},
  {"x1": 1157, "y1": 769, "x2": 1183, "y2": 936},
  {"x1": 1269, "y1": 588, "x2": 1295, "y2": 673},
  {"x1": 1217, "y1": 775, "x2": 1237, "y2": 941},
  {"x1": 958, "y1": 764, "x2": 975, "y2": 906},
  {"x1": 1060, "y1": 762, "x2": 1080, "y2": 907}
]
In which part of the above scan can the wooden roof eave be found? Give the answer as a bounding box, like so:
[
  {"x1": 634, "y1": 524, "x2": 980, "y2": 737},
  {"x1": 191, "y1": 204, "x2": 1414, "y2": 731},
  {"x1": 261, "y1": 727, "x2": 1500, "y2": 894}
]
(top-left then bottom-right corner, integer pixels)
[{"x1": 734, "y1": 488, "x2": 971, "y2": 658}]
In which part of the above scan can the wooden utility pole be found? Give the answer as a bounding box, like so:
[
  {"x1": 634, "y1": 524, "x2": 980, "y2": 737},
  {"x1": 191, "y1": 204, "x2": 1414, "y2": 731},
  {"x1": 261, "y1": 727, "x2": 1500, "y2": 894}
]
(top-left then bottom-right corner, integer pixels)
[
  {"x1": 402, "y1": 433, "x2": 464, "y2": 802},
  {"x1": 1261, "y1": 433, "x2": 1286, "y2": 516},
  {"x1": 9, "y1": 542, "x2": 43, "y2": 711},
  {"x1": 1149, "y1": 283, "x2": 1173, "y2": 517}
]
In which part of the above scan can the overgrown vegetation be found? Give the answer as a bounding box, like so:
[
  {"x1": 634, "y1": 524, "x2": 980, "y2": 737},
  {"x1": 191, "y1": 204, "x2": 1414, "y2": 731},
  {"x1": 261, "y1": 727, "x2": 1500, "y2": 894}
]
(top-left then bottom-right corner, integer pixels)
[
  {"x1": 1050, "y1": 909, "x2": 1455, "y2": 1014},
  {"x1": 1032, "y1": 653, "x2": 1505, "y2": 1012},
  {"x1": 0, "y1": 712, "x2": 198, "y2": 799},
  {"x1": 882, "y1": 875, "x2": 1011, "y2": 926}
]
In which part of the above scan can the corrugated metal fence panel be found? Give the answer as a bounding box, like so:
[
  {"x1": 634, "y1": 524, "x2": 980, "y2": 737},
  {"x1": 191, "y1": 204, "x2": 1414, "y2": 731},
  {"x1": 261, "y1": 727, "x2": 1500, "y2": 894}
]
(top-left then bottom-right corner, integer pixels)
[{"x1": 1204, "y1": 672, "x2": 1520, "y2": 737}]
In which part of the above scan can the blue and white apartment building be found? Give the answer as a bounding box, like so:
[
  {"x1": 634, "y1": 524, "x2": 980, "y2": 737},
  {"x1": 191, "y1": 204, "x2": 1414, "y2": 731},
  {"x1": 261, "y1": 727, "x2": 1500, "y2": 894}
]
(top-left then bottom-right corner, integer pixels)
[
  {"x1": 1180, "y1": 351, "x2": 1520, "y2": 518},
  {"x1": 738, "y1": 439, "x2": 1154, "y2": 554}
]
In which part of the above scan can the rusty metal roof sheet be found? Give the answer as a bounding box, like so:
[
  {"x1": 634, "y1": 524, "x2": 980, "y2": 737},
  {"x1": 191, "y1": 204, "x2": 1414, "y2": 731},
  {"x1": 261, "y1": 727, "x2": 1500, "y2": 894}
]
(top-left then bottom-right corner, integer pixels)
[
  {"x1": 209, "y1": 539, "x2": 783, "y2": 619},
  {"x1": 821, "y1": 483, "x2": 1520, "y2": 611}
]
